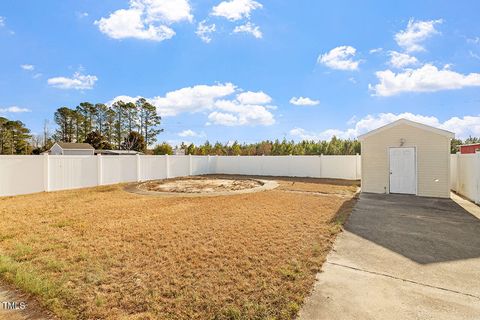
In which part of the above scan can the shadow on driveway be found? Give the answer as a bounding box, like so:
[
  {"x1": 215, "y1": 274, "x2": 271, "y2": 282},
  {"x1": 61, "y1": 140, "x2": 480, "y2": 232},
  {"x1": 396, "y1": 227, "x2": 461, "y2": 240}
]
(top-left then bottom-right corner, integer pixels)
[{"x1": 345, "y1": 193, "x2": 480, "y2": 264}]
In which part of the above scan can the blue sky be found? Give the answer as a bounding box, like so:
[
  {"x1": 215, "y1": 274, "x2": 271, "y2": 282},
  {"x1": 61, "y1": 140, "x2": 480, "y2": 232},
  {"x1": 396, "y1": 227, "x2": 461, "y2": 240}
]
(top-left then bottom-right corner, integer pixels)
[{"x1": 1, "y1": 0, "x2": 480, "y2": 145}]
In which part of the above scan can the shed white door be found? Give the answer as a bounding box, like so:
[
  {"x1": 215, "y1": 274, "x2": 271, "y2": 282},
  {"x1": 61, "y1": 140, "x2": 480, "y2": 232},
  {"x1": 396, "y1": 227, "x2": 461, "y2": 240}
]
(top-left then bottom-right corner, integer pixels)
[{"x1": 389, "y1": 147, "x2": 416, "y2": 194}]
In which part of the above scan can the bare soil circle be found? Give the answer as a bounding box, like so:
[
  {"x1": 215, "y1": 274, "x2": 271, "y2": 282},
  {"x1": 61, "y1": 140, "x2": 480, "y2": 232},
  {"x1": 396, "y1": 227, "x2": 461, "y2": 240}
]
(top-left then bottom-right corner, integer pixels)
[{"x1": 127, "y1": 176, "x2": 278, "y2": 197}]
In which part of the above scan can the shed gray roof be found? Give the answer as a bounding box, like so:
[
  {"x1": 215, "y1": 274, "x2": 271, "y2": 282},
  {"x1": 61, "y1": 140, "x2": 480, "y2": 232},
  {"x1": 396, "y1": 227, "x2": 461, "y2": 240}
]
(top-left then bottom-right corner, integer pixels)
[{"x1": 56, "y1": 142, "x2": 94, "y2": 150}]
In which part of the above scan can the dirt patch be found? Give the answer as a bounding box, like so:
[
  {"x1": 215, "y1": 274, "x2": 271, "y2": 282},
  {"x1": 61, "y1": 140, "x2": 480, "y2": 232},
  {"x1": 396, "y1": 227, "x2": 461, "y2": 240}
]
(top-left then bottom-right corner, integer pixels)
[
  {"x1": 0, "y1": 177, "x2": 357, "y2": 320},
  {"x1": 0, "y1": 280, "x2": 56, "y2": 319},
  {"x1": 139, "y1": 176, "x2": 263, "y2": 193}
]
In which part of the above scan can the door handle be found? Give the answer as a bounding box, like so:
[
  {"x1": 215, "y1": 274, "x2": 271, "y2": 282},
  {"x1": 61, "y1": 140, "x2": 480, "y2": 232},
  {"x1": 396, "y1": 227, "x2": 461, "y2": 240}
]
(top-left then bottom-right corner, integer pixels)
[{"x1": 390, "y1": 171, "x2": 393, "y2": 175}]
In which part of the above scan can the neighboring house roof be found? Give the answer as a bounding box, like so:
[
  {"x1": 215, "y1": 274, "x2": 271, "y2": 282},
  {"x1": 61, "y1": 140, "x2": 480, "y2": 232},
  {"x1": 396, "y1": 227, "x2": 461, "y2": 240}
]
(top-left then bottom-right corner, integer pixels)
[
  {"x1": 95, "y1": 149, "x2": 144, "y2": 155},
  {"x1": 358, "y1": 118, "x2": 455, "y2": 141},
  {"x1": 55, "y1": 142, "x2": 94, "y2": 150}
]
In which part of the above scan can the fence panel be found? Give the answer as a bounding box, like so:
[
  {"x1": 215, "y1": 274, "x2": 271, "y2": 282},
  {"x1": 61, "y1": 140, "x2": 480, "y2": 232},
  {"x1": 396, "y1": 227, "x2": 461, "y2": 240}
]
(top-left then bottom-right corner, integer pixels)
[
  {"x1": 102, "y1": 156, "x2": 137, "y2": 185},
  {"x1": 191, "y1": 156, "x2": 210, "y2": 175},
  {"x1": 290, "y1": 156, "x2": 321, "y2": 177},
  {"x1": 49, "y1": 156, "x2": 98, "y2": 191},
  {"x1": 2, "y1": 154, "x2": 366, "y2": 197},
  {"x1": 169, "y1": 156, "x2": 190, "y2": 178},
  {"x1": 140, "y1": 156, "x2": 167, "y2": 181},
  {"x1": 235, "y1": 156, "x2": 262, "y2": 176},
  {"x1": 259, "y1": 156, "x2": 291, "y2": 176},
  {"x1": 450, "y1": 154, "x2": 457, "y2": 191},
  {"x1": 454, "y1": 153, "x2": 479, "y2": 203},
  {"x1": 322, "y1": 155, "x2": 359, "y2": 180},
  {"x1": 0, "y1": 155, "x2": 45, "y2": 196}
]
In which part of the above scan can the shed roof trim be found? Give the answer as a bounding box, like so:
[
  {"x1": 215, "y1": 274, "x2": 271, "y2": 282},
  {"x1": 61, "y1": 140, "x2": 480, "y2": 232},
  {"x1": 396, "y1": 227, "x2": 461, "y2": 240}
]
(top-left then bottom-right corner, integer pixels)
[{"x1": 358, "y1": 118, "x2": 455, "y2": 141}]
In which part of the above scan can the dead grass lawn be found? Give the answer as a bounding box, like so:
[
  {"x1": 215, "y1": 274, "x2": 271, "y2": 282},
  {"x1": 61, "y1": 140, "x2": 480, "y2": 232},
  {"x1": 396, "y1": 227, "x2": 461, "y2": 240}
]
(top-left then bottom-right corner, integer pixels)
[{"x1": 0, "y1": 176, "x2": 358, "y2": 320}]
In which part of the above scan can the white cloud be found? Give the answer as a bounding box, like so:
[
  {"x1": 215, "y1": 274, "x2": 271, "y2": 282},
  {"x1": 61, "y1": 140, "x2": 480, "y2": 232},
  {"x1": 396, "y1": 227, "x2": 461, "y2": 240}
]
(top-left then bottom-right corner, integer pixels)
[
  {"x1": 77, "y1": 12, "x2": 89, "y2": 19},
  {"x1": 318, "y1": 46, "x2": 360, "y2": 71},
  {"x1": 233, "y1": 22, "x2": 262, "y2": 38},
  {"x1": 0, "y1": 16, "x2": 5, "y2": 27},
  {"x1": 196, "y1": 20, "x2": 216, "y2": 43},
  {"x1": 109, "y1": 83, "x2": 276, "y2": 126},
  {"x1": 290, "y1": 113, "x2": 480, "y2": 141},
  {"x1": 395, "y1": 18, "x2": 442, "y2": 52},
  {"x1": 47, "y1": 72, "x2": 98, "y2": 90},
  {"x1": 20, "y1": 64, "x2": 35, "y2": 71},
  {"x1": 151, "y1": 83, "x2": 236, "y2": 116},
  {"x1": 289, "y1": 96, "x2": 319, "y2": 106},
  {"x1": 144, "y1": 0, "x2": 193, "y2": 23},
  {"x1": 470, "y1": 51, "x2": 480, "y2": 60},
  {"x1": 442, "y1": 116, "x2": 480, "y2": 139},
  {"x1": 369, "y1": 48, "x2": 383, "y2": 54},
  {"x1": 211, "y1": 0, "x2": 262, "y2": 21},
  {"x1": 236, "y1": 91, "x2": 271, "y2": 104},
  {"x1": 95, "y1": 0, "x2": 192, "y2": 41},
  {"x1": 0, "y1": 106, "x2": 31, "y2": 113},
  {"x1": 370, "y1": 64, "x2": 480, "y2": 96},
  {"x1": 467, "y1": 37, "x2": 480, "y2": 45},
  {"x1": 388, "y1": 51, "x2": 418, "y2": 68},
  {"x1": 289, "y1": 128, "x2": 324, "y2": 141},
  {"x1": 209, "y1": 99, "x2": 275, "y2": 126},
  {"x1": 178, "y1": 129, "x2": 203, "y2": 137},
  {"x1": 207, "y1": 112, "x2": 239, "y2": 126}
]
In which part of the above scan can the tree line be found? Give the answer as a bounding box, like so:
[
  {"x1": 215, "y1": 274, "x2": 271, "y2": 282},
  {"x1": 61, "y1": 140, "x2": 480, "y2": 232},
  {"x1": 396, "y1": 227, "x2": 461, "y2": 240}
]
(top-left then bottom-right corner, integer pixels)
[
  {"x1": 2, "y1": 106, "x2": 480, "y2": 155},
  {"x1": 153, "y1": 136, "x2": 480, "y2": 156},
  {"x1": 0, "y1": 116, "x2": 31, "y2": 154},
  {"x1": 53, "y1": 98, "x2": 162, "y2": 151},
  {"x1": 153, "y1": 137, "x2": 362, "y2": 155}
]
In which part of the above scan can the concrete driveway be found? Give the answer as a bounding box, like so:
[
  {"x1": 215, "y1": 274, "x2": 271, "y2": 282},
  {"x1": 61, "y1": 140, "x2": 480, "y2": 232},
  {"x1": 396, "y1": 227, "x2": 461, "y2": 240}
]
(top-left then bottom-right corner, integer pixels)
[{"x1": 298, "y1": 193, "x2": 480, "y2": 320}]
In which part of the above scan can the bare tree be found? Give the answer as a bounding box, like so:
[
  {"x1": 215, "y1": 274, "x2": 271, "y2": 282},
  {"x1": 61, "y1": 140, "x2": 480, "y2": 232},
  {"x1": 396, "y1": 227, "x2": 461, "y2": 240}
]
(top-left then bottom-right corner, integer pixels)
[{"x1": 43, "y1": 119, "x2": 50, "y2": 148}]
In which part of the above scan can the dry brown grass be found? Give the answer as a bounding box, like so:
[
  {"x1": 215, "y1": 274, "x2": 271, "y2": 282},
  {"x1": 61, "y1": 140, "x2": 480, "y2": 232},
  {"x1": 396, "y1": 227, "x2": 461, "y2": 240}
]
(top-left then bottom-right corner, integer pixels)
[{"x1": 0, "y1": 176, "x2": 358, "y2": 320}]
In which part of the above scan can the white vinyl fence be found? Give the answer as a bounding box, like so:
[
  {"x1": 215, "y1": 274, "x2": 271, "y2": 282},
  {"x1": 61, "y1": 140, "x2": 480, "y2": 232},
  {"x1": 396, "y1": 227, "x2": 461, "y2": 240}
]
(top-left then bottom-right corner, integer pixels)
[
  {"x1": 0, "y1": 154, "x2": 361, "y2": 197},
  {"x1": 451, "y1": 152, "x2": 480, "y2": 204}
]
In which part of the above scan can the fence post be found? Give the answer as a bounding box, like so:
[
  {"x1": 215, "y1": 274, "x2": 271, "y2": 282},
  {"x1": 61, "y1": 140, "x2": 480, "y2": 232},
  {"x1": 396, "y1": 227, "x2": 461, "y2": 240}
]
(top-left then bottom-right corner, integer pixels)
[
  {"x1": 165, "y1": 154, "x2": 170, "y2": 179},
  {"x1": 288, "y1": 154, "x2": 293, "y2": 177},
  {"x1": 261, "y1": 154, "x2": 265, "y2": 176},
  {"x1": 456, "y1": 152, "x2": 461, "y2": 194},
  {"x1": 189, "y1": 154, "x2": 193, "y2": 176},
  {"x1": 207, "y1": 155, "x2": 211, "y2": 174},
  {"x1": 319, "y1": 154, "x2": 323, "y2": 178},
  {"x1": 237, "y1": 154, "x2": 241, "y2": 175},
  {"x1": 136, "y1": 154, "x2": 141, "y2": 182},
  {"x1": 43, "y1": 153, "x2": 50, "y2": 192},
  {"x1": 356, "y1": 153, "x2": 361, "y2": 180},
  {"x1": 476, "y1": 151, "x2": 480, "y2": 204},
  {"x1": 97, "y1": 154, "x2": 103, "y2": 186}
]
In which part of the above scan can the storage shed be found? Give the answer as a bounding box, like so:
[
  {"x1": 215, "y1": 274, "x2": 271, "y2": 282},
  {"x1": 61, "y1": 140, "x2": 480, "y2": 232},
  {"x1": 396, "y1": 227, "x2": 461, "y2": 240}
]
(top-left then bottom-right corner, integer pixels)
[
  {"x1": 49, "y1": 142, "x2": 94, "y2": 155},
  {"x1": 358, "y1": 119, "x2": 454, "y2": 198}
]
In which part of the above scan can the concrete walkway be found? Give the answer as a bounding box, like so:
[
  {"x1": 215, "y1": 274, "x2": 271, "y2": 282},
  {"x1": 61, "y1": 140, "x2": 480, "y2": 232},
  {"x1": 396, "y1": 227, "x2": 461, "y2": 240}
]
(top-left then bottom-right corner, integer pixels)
[{"x1": 299, "y1": 193, "x2": 480, "y2": 320}]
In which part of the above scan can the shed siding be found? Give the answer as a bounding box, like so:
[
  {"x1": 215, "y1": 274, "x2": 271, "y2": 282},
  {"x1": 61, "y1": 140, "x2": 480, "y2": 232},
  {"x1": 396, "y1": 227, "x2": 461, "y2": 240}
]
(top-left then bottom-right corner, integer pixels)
[
  {"x1": 62, "y1": 149, "x2": 94, "y2": 156},
  {"x1": 50, "y1": 144, "x2": 63, "y2": 155},
  {"x1": 361, "y1": 123, "x2": 450, "y2": 198}
]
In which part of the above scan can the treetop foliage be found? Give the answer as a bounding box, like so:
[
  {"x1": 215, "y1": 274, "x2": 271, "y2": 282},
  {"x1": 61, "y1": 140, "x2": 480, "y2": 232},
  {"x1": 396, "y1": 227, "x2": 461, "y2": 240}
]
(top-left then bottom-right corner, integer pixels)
[{"x1": 53, "y1": 98, "x2": 162, "y2": 151}]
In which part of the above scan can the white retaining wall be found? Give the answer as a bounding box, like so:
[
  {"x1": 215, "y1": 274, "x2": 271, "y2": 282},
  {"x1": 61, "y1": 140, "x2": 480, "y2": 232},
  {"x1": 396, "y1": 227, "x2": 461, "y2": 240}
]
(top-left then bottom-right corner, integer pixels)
[
  {"x1": 0, "y1": 154, "x2": 361, "y2": 197},
  {"x1": 451, "y1": 152, "x2": 480, "y2": 204}
]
